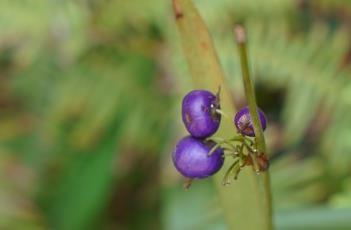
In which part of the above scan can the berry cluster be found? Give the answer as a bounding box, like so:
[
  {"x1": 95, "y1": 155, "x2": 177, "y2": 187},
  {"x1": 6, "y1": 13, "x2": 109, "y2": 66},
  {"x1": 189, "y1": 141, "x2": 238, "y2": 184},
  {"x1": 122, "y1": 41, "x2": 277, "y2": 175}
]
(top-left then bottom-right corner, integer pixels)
[{"x1": 172, "y1": 89, "x2": 269, "y2": 188}]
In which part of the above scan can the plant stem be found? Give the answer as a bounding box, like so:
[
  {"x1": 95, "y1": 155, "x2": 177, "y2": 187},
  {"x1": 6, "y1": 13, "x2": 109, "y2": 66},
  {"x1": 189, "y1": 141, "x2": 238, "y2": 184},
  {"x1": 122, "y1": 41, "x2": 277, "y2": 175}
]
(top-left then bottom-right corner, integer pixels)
[{"x1": 234, "y1": 24, "x2": 274, "y2": 230}]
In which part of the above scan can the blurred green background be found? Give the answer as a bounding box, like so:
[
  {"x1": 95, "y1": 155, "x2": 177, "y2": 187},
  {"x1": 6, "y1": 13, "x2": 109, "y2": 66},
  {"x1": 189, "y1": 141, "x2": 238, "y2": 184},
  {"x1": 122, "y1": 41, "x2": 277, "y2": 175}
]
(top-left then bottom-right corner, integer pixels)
[{"x1": 1, "y1": 0, "x2": 351, "y2": 229}]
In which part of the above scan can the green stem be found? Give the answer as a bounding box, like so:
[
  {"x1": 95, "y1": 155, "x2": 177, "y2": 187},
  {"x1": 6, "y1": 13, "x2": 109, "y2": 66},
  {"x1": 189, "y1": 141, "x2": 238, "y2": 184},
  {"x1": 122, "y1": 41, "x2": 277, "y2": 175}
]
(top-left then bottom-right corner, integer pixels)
[{"x1": 234, "y1": 25, "x2": 273, "y2": 230}]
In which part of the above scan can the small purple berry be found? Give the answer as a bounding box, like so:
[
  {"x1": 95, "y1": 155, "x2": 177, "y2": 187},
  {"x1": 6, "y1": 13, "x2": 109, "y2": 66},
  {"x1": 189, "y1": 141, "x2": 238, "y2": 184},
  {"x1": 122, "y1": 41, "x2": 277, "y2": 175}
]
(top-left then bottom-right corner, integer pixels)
[
  {"x1": 234, "y1": 106, "x2": 267, "y2": 137},
  {"x1": 182, "y1": 90, "x2": 221, "y2": 138},
  {"x1": 172, "y1": 136, "x2": 224, "y2": 179}
]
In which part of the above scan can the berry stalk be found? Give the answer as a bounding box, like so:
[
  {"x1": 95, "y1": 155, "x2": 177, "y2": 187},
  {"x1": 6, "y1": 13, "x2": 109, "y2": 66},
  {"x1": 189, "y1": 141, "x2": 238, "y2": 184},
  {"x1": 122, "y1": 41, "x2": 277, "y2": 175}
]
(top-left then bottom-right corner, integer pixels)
[{"x1": 234, "y1": 25, "x2": 273, "y2": 230}]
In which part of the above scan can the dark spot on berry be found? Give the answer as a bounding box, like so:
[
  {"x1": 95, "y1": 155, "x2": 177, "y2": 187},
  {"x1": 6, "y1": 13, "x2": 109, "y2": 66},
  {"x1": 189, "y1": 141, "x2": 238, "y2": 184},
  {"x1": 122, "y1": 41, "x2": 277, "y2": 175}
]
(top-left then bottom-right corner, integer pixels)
[
  {"x1": 201, "y1": 105, "x2": 209, "y2": 113},
  {"x1": 238, "y1": 120, "x2": 252, "y2": 133},
  {"x1": 240, "y1": 122, "x2": 253, "y2": 134},
  {"x1": 185, "y1": 112, "x2": 192, "y2": 125}
]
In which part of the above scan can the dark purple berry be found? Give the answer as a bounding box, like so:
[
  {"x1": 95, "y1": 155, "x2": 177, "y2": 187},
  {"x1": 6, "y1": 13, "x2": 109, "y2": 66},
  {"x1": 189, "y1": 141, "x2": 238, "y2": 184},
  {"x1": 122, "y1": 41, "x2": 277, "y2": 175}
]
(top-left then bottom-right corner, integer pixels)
[
  {"x1": 172, "y1": 136, "x2": 224, "y2": 179},
  {"x1": 234, "y1": 106, "x2": 267, "y2": 137},
  {"x1": 182, "y1": 90, "x2": 221, "y2": 138}
]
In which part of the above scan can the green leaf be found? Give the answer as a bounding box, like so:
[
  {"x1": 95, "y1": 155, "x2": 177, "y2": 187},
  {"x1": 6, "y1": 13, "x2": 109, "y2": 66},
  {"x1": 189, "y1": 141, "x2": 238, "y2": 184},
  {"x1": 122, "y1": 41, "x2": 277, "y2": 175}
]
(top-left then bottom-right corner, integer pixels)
[{"x1": 47, "y1": 141, "x2": 117, "y2": 230}]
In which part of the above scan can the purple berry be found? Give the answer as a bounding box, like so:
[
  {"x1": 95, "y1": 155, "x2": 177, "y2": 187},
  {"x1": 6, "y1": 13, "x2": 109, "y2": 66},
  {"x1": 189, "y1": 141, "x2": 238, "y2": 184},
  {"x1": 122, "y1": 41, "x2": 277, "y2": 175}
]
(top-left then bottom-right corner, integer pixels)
[
  {"x1": 182, "y1": 90, "x2": 221, "y2": 138},
  {"x1": 234, "y1": 106, "x2": 267, "y2": 137},
  {"x1": 172, "y1": 136, "x2": 224, "y2": 179}
]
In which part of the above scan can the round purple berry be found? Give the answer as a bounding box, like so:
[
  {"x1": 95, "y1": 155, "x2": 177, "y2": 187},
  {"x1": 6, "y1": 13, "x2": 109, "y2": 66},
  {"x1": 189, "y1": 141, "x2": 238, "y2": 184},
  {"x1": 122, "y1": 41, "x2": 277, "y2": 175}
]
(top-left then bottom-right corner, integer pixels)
[
  {"x1": 234, "y1": 106, "x2": 267, "y2": 137},
  {"x1": 172, "y1": 136, "x2": 224, "y2": 179},
  {"x1": 182, "y1": 90, "x2": 221, "y2": 138}
]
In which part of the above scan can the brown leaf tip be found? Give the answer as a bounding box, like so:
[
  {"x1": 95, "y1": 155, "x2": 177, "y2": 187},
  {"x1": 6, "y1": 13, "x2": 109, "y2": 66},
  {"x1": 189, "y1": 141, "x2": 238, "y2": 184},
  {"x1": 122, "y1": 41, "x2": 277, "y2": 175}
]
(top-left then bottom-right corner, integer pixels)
[
  {"x1": 234, "y1": 25, "x2": 246, "y2": 44},
  {"x1": 172, "y1": 0, "x2": 183, "y2": 19}
]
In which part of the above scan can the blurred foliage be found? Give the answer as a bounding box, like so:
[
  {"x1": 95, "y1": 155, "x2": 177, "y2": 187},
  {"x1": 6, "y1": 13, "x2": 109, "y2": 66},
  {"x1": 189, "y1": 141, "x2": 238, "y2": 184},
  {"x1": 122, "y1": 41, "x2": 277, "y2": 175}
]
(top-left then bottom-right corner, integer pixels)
[
  {"x1": 0, "y1": 0, "x2": 172, "y2": 229},
  {"x1": 0, "y1": 0, "x2": 351, "y2": 229}
]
